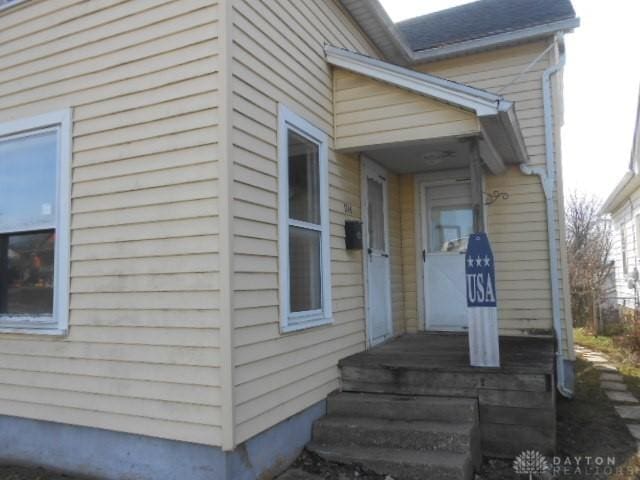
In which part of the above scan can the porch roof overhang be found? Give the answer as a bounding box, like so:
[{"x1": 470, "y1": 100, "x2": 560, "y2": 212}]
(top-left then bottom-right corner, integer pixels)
[{"x1": 326, "y1": 46, "x2": 529, "y2": 174}]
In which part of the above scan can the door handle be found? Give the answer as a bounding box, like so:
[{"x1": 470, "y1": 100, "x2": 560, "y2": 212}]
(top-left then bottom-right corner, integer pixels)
[
  {"x1": 422, "y1": 249, "x2": 426, "y2": 262},
  {"x1": 367, "y1": 248, "x2": 372, "y2": 255}
]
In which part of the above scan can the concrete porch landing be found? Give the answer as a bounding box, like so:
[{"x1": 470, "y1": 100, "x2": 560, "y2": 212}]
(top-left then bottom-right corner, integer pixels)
[
  {"x1": 339, "y1": 333, "x2": 556, "y2": 458},
  {"x1": 341, "y1": 332, "x2": 555, "y2": 375}
]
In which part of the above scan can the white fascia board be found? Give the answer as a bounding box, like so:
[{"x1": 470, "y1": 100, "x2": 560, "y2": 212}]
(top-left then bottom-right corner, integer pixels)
[
  {"x1": 478, "y1": 127, "x2": 507, "y2": 175},
  {"x1": 411, "y1": 18, "x2": 581, "y2": 63},
  {"x1": 498, "y1": 106, "x2": 529, "y2": 165},
  {"x1": 325, "y1": 45, "x2": 500, "y2": 116},
  {"x1": 601, "y1": 171, "x2": 636, "y2": 214}
]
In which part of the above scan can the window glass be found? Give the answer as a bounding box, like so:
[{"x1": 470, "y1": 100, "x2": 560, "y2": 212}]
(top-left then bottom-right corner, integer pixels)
[
  {"x1": 430, "y1": 207, "x2": 474, "y2": 253},
  {"x1": 288, "y1": 130, "x2": 320, "y2": 225},
  {"x1": 0, "y1": 230, "x2": 55, "y2": 315},
  {"x1": 289, "y1": 226, "x2": 321, "y2": 313},
  {"x1": 0, "y1": 131, "x2": 57, "y2": 232},
  {"x1": 367, "y1": 178, "x2": 385, "y2": 251}
]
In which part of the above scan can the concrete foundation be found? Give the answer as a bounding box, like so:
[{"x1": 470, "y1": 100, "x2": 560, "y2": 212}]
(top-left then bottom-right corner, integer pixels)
[{"x1": 0, "y1": 400, "x2": 326, "y2": 480}]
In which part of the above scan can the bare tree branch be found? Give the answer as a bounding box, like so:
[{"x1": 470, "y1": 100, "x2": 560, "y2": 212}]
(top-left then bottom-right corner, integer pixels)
[{"x1": 565, "y1": 192, "x2": 614, "y2": 330}]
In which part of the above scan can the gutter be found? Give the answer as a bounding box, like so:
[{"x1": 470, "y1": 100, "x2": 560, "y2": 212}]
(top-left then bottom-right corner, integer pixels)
[{"x1": 520, "y1": 37, "x2": 573, "y2": 398}]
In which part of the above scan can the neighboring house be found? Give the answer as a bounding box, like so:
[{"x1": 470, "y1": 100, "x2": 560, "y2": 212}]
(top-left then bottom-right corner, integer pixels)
[
  {"x1": 0, "y1": 1, "x2": 578, "y2": 479},
  {"x1": 602, "y1": 90, "x2": 640, "y2": 308}
]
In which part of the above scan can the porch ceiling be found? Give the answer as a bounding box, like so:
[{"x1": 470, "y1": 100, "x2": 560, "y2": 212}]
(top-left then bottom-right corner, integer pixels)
[
  {"x1": 365, "y1": 137, "x2": 471, "y2": 174},
  {"x1": 326, "y1": 46, "x2": 529, "y2": 175}
]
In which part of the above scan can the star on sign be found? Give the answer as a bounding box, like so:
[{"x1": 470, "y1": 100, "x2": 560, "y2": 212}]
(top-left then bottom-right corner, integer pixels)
[
  {"x1": 475, "y1": 256, "x2": 482, "y2": 267},
  {"x1": 483, "y1": 255, "x2": 491, "y2": 267},
  {"x1": 467, "y1": 257, "x2": 475, "y2": 268}
]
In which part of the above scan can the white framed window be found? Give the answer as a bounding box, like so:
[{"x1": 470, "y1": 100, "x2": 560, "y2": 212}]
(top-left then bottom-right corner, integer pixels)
[
  {"x1": 278, "y1": 105, "x2": 332, "y2": 332},
  {"x1": 0, "y1": 110, "x2": 72, "y2": 335}
]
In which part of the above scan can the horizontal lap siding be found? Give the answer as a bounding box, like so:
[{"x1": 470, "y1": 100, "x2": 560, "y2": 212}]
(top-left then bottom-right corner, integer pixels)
[
  {"x1": 414, "y1": 41, "x2": 569, "y2": 344},
  {"x1": 333, "y1": 69, "x2": 479, "y2": 150},
  {"x1": 0, "y1": 0, "x2": 222, "y2": 446},
  {"x1": 230, "y1": 0, "x2": 378, "y2": 444},
  {"x1": 611, "y1": 197, "x2": 640, "y2": 303},
  {"x1": 387, "y1": 173, "x2": 405, "y2": 336},
  {"x1": 400, "y1": 176, "x2": 418, "y2": 333}
]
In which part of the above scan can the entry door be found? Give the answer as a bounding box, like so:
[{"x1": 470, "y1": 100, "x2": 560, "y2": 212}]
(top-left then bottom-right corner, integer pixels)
[
  {"x1": 364, "y1": 160, "x2": 392, "y2": 345},
  {"x1": 422, "y1": 182, "x2": 474, "y2": 331}
]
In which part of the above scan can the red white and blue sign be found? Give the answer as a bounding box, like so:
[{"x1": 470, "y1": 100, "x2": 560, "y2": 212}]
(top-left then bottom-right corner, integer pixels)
[
  {"x1": 465, "y1": 232, "x2": 500, "y2": 367},
  {"x1": 465, "y1": 233, "x2": 496, "y2": 308}
]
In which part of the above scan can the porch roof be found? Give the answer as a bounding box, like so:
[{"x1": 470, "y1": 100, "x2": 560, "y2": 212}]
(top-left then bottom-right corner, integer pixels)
[{"x1": 326, "y1": 46, "x2": 529, "y2": 174}]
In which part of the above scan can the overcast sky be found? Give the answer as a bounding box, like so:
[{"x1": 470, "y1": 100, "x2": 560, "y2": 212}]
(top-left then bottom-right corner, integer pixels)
[{"x1": 379, "y1": 0, "x2": 640, "y2": 202}]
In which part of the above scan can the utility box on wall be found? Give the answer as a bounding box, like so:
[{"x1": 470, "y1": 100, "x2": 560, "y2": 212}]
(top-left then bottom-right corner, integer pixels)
[{"x1": 344, "y1": 220, "x2": 363, "y2": 250}]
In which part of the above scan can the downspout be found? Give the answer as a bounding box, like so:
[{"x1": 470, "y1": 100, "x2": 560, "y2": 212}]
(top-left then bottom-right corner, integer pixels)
[{"x1": 520, "y1": 36, "x2": 573, "y2": 398}]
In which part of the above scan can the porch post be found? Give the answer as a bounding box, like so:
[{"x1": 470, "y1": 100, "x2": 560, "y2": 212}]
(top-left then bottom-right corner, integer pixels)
[{"x1": 469, "y1": 139, "x2": 485, "y2": 233}]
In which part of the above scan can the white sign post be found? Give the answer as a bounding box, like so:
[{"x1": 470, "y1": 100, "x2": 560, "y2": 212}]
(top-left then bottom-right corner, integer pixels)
[{"x1": 465, "y1": 233, "x2": 500, "y2": 367}]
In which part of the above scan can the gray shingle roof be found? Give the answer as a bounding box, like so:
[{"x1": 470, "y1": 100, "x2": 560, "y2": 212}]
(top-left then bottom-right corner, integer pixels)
[{"x1": 397, "y1": 0, "x2": 576, "y2": 52}]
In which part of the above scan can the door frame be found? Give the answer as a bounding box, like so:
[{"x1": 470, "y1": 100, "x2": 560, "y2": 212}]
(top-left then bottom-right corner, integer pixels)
[
  {"x1": 361, "y1": 156, "x2": 393, "y2": 347},
  {"x1": 415, "y1": 169, "x2": 474, "y2": 332}
]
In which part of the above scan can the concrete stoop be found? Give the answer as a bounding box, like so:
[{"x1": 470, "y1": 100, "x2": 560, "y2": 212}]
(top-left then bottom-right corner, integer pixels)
[{"x1": 306, "y1": 392, "x2": 480, "y2": 480}]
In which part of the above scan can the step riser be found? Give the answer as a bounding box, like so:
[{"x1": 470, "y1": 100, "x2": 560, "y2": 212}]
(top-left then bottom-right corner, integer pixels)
[
  {"x1": 313, "y1": 422, "x2": 475, "y2": 453},
  {"x1": 308, "y1": 445, "x2": 472, "y2": 480},
  {"x1": 327, "y1": 396, "x2": 478, "y2": 423},
  {"x1": 340, "y1": 365, "x2": 548, "y2": 396}
]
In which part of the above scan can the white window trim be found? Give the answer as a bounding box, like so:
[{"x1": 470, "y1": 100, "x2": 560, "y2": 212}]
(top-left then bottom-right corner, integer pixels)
[
  {"x1": 0, "y1": 0, "x2": 26, "y2": 12},
  {"x1": 278, "y1": 105, "x2": 332, "y2": 333},
  {"x1": 0, "y1": 109, "x2": 72, "y2": 336}
]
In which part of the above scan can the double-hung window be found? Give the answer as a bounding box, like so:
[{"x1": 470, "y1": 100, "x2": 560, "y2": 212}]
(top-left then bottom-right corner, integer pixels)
[
  {"x1": 278, "y1": 105, "x2": 332, "y2": 332},
  {"x1": 0, "y1": 110, "x2": 71, "y2": 334}
]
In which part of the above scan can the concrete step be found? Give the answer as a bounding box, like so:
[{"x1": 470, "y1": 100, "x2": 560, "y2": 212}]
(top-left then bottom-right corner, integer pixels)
[
  {"x1": 313, "y1": 415, "x2": 476, "y2": 453},
  {"x1": 275, "y1": 469, "x2": 323, "y2": 480},
  {"x1": 307, "y1": 443, "x2": 473, "y2": 480},
  {"x1": 327, "y1": 392, "x2": 478, "y2": 423}
]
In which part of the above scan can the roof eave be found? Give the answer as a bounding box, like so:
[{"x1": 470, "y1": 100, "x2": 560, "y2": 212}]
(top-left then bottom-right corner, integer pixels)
[
  {"x1": 601, "y1": 171, "x2": 637, "y2": 214},
  {"x1": 411, "y1": 17, "x2": 580, "y2": 63}
]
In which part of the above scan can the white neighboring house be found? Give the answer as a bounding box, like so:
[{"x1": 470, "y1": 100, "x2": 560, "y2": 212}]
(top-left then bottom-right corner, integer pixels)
[{"x1": 602, "y1": 91, "x2": 640, "y2": 308}]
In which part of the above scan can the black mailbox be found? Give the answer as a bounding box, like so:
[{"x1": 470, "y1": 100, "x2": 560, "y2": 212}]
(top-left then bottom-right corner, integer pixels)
[{"x1": 344, "y1": 220, "x2": 363, "y2": 250}]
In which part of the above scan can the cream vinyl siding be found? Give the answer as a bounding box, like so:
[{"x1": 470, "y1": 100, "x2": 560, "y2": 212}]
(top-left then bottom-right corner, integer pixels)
[
  {"x1": 229, "y1": 0, "x2": 379, "y2": 444},
  {"x1": 387, "y1": 172, "x2": 405, "y2": 335},
  {"x1": 411, "y1": 40, "x2": 571, "y2": 350},
  {"x1": 0, "y1": 0, "x2": 222, "y2": 445},
  {"x1": 333, "y1": 69, "x2": 480, "y2": 151}
]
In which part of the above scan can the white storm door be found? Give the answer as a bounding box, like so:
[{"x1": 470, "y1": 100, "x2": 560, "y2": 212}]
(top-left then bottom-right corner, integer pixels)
[
  {"x1": 422, "y1": 182, "x2": 474, "y2": 331},
  {"x1": 364, "y1": 161, "x2": 392, "y2": 346}
]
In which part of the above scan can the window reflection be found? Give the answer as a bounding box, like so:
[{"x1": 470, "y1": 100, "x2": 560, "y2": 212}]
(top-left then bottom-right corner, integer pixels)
[{"x1": 0, "y1": 230, "x2": 54, "y2": 315}]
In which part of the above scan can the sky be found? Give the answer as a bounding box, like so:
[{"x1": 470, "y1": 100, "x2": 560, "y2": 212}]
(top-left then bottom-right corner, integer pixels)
[{"x1": 379, "y1": 0, "x2": 640, "y2": 202}]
